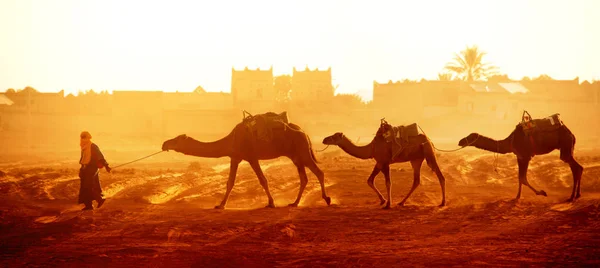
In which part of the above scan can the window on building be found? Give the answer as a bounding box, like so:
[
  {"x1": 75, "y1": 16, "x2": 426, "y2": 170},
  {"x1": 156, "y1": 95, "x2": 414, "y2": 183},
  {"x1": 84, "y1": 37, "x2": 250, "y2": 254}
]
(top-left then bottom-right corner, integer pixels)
[
  {"x1": 467, "y1": 102, "x2": 474, "y2": 113},
  {"x1": 257, "y1": 88, "x2": 263, "y2": 99}
]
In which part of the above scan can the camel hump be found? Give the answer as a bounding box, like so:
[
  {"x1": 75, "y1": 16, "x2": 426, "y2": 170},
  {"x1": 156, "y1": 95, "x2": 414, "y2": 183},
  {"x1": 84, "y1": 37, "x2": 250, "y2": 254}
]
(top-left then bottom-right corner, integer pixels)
[{"x1": 521, "y1": 113, "x2": 564, "y2": 133}]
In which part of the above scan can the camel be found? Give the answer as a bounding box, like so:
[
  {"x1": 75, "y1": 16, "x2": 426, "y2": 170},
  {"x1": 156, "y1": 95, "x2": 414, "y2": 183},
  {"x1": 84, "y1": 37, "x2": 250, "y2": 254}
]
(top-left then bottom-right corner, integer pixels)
[
  {"x1": 322, "y1": 120, "x2": 447, "y2": 209},
  {"x1": 162, "y1": 112, "x2": 331, "y2": 209},
  {"x1": 458, "y1": 113, "x2": 583, "y2": 202}
]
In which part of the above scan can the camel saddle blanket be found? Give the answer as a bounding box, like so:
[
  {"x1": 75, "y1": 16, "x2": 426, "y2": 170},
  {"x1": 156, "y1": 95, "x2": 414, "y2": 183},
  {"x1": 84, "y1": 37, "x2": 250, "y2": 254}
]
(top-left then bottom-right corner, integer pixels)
[
  {"x1": 244, "y1": 111, "x2": 289, "y2": 141},
  {"x1": 382, "y1": 123, "x2": 419, "y2": 144},
  {"x1": 520, "y1": 113, "x2": 563, "y2": 134},
  {"x1": 382, "y1": 123, "x2": 420, "y2": 159}
]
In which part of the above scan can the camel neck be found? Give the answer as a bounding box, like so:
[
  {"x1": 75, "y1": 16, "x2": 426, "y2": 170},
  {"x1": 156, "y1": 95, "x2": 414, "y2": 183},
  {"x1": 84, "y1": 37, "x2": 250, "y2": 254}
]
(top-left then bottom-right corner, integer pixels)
[
  {"x1": 471, "y1": 133, "x2": 513, "y2": 154},
  {"x1": 337, "y1": 136, "x2": 374, "y2": 159},
  {"x1": 179, "y1": 132, "x2": 234, "y2": 158}
]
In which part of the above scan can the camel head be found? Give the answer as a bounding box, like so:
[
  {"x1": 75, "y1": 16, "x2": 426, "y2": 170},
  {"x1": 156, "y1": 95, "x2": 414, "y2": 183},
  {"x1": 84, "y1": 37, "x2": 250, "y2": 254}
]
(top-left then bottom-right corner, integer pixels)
[
  {"x1": 322, "y1": 132, "x2": 345, "y2": 146},
  {"x1": 458, "y1": 133, "x2": 480, "y2": 147},
  {"x1": 162, "y1": 134, "x2": 188, "y2": 151}
]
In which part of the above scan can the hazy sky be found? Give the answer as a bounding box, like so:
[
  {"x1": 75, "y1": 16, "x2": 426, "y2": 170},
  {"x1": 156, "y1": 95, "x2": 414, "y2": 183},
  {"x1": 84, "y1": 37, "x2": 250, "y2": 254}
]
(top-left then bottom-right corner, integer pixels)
[{"x1": 0, "y1": 0, "x2": 598, "y2": 101}]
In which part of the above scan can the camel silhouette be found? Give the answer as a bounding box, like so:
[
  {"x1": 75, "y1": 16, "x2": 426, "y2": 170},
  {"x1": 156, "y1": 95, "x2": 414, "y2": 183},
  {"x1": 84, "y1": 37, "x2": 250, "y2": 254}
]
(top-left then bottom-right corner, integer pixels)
[
  {"x1": 162, "y1": 112, "x2": 331, "y2": 209},
  {"x1": 323, "y1": 120, "x2": 446, "y2": 209},
  {"x1": 458, "y1": 113, "x2": 583, "y2": 201}
]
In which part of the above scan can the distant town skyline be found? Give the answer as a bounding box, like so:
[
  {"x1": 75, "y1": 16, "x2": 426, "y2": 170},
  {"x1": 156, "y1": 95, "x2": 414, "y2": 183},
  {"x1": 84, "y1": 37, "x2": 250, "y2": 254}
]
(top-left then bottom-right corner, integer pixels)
[{"x1": 1, "y1": 0, "x2": 598, "y2": 102}]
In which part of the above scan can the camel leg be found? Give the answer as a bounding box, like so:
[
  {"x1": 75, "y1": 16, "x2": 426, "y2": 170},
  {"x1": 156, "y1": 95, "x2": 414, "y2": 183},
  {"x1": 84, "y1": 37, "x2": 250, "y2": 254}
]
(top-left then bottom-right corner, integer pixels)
[
  {"x1": 215, "y1": 158, "x2": 241, "y2": 209},
  {"x1": 424, "y1": 145, "x2": 447, "y2": 207},
  {"x1": 398, "y1": 159, "x2": 423, "y2": 206},
  {"x1": 567, "y1": 160, "x2": 584, "y2": 201},
  {"x1": 560, "y1": 142, "x2": 584, "y2": 201},
  {"x1": 517, "y1": 158, "x2": 547, "y2": 198},
  {"x1": 575, "y1": 161, "x2": 583, "y2": 198},
  {"x1": 248, "y1": 160, "x2": 275, "y2": 208},
  {"x1": 366, "y1": 166, "x2": 385, "y2": 205},
  {"x1": 515, "y1": 158, "x2": 525, "y2": 200},
  {"x1": 381, "y1": 164, "x2": 392, "y2": 209},
  {"x1": 306, "y1": 162, "x2": 331, "y2": 206},
  {"x1": 289, "y1": 164, "x2": 308, "y2": 207}
]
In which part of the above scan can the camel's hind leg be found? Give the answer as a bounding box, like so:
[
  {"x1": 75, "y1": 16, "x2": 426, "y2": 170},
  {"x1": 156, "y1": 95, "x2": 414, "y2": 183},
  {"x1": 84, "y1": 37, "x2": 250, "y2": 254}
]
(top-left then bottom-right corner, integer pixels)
[
  {"x1": 305, "y1": 161, "x2": 331, "y2": 206},
  {"x1": 567, "y1": 160, "x2": 584, "y2": 201},
  {"x1": 398, "y1": 159, "x2": 423, "y2": 206},
  {"x1": 366, "y1": 166, "x2": 385, "y2": 205},
  {"x1": 215, "y1": 158, "x2": 242, "y2": 209},
  {"x1": 381, "y1": 164, "x2": 392, "y2": 209},
  {"x1": 560, "y1": 130, "x2": 583, "y2": 201},
  {"x1": 248, "y1": 160, "x2": 275, "y2": 208},
  {"x1": 517, "y1": 158, "x2": 547, "y2": 198},
  {"x1": 289, "y1": 163, "x2": 308, "y2": 207},
  {"x1": 561, "y1": 152, "x2": 584, "y2": 201},
  {"x1": 423, "y1": 144, "x2": 447, "y2": 206}
]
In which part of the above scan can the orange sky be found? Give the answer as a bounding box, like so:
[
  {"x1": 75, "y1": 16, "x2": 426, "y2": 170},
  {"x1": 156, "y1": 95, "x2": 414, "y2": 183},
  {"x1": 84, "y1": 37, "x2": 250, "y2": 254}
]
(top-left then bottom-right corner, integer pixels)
[{"x1": 0, "y1": 0, "x2": 598, "y2": 101}]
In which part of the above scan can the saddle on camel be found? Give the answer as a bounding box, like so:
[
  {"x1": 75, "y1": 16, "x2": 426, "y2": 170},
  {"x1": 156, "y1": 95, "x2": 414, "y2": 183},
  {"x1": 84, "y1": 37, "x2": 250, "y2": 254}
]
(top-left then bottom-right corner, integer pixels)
[
  {"x1": 520, "y1": 111, "x2": 563, "y2": 135},
  {"x1": 380, "y1": 120, "x2": 421, "y2": 159},
  {"x1": 241, "y1": 110, "x2": 290, "y2": 142}
]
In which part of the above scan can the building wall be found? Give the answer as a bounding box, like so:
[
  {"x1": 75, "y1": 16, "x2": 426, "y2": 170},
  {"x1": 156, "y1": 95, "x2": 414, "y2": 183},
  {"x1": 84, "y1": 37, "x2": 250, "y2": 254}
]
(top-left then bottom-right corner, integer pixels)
[
  {"x1": 231, "y1": 67, "x2": 276, "y2": 112},
  {"x1": 457, "y1": 92, "x2": 519, "y2": 120},
  {"x1": 112, "y1": 91, "x2": 164, "y2": 136},
  {"x1": 291, "y1": 67, "x2": 333, "y2": 103},
  {"x1": 163, "y1": 92, "x2": 233, "y2": 111},
  {"x1": 372, "y1": 81, "x2": 424, "y2": 122}
]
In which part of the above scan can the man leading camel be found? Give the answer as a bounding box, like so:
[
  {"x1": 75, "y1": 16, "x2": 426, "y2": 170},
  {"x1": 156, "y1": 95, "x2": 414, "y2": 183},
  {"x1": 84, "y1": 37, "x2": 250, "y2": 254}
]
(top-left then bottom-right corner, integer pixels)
[{"x1": 79, "y1": 131, "x2": 111, "y2": 210}]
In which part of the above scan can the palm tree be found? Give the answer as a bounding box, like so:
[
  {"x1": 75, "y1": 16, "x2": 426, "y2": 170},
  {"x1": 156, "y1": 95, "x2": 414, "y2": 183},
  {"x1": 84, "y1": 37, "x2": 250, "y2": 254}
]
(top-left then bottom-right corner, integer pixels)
[{"x1": 444, "y1": 45, "x2": 498, "y2": 82}]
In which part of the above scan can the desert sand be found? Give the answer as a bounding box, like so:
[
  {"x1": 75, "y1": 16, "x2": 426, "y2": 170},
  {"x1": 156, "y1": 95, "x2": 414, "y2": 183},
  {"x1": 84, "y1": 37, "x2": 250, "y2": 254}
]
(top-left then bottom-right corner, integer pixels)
[{"x1": 1, "y1": 146, "x2": 599, "y2": 267}]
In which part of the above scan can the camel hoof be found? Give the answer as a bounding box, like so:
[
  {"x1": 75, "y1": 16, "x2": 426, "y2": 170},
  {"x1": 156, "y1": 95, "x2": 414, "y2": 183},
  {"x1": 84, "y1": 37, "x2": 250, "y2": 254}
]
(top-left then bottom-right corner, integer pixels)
[
  {"x1": 538, "y1": 190, "x2": 548, "y2": 197},
  {"x1": 397, "y1": 202, "x2": 406, "y2": 207},
  {"x1": 265, "y1": 203, "x2": 276, "y2": 208},
  {"x1": 566, "y1": 197, "x2": 575, "y2": 203},
  {"x1": 382, "y1": 204, "x2": 391, "y2": 210},
  {"x1": 214, "y1": 205, "x2": 225, "y2": 210},
  {"x1": 575, "y1": 193, "x2": 581, "y2": 199},
  {"x1": 438, "y1": 202, "x2": 446, "y2": 207},
  {"x1": 324, "y1": 196, "x2": 331, "y2": 206},
  {"x1": 379, "y1": 199, "x2": 387, "y2": 206},
  {"x1": 288, "y1": 203, "x2": 298, "y2": 207}
]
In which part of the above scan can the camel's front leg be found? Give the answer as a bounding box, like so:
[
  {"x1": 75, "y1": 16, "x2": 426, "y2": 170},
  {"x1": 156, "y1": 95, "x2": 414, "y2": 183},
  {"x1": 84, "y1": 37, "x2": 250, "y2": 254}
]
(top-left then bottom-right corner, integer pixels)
[
  {"x1": 248, "y1": 160, "x2": 275, "y2": 208},
  {"x1": 381, "y1": 164, "x2": 392, "y2": 209},
  {"x1": 517, "y1": 158, "x2": 547, "y2": 199},
  {"x1": 215, "y1": 158, "x2": 242, "y2": 209},
  {"x1": 366, "y1": 165, "x2": 385, "y2": 205}
]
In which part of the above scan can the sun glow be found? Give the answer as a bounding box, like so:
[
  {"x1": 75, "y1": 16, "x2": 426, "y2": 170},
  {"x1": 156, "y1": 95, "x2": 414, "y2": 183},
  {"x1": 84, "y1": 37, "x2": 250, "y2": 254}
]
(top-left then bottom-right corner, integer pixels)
[{"x1": 0, "y1": 0, "x2": 598, "y2": 101}]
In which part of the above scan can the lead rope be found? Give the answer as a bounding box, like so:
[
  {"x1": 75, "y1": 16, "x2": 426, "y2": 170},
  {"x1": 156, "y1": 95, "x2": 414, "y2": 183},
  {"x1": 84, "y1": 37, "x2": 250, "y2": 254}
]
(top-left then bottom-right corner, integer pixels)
[
  {"x1": 95, "y1": 150, "x2": 165, "y2": 177},
  {"x1": 417, "y1": 125, "x2": 479, "y2": 152},
  {"x1": 110, "y1": 150, "x2": 165, "y2": 170},
  {"x1": 316, "y1": 145, "x2": 330, "y2": 152}
]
